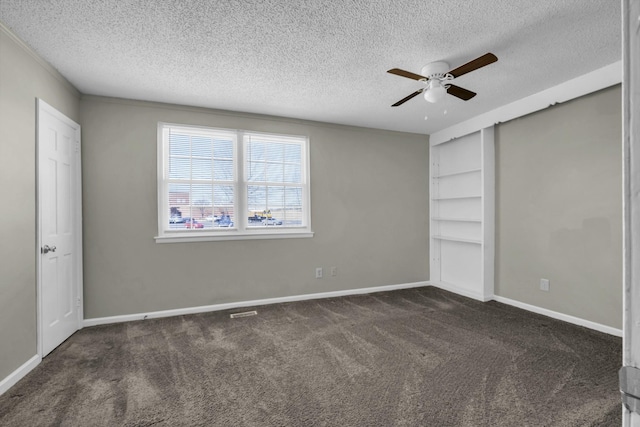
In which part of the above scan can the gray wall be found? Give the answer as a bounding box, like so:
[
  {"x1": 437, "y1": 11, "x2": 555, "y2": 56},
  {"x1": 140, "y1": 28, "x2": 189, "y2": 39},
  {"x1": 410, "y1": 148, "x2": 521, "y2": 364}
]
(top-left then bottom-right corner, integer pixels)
[
  {"x1": 79, "y1": 97, "x2": 430, "y2": 319},
  {"x1": 495, "y1": 85, "x2": 622, "y2": 329},
  {"x1": 0, "y1": 25, "x2": 80, "y2": 380}
]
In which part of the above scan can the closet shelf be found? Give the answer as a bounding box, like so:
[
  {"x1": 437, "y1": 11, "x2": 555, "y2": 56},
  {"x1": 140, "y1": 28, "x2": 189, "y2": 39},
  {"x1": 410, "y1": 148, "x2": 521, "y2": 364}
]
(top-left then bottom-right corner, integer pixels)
[
  {"x1": 431, "y1": 217, "x2": 482, "y2": 223},
  {"x1": 431, "y1": 195, "x2": 482, "y2": 201},
  {"x1": 432, "y1": 235, "x2": 482, "y2": 244},
  {"x1": 433, "y1": 167, "x2": 482, "y2": 179}
]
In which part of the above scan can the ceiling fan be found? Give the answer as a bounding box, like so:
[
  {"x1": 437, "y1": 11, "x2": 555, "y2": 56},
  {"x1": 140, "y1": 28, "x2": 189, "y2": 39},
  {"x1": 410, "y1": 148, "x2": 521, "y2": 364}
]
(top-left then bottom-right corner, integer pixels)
[{"x1": 387, "y1": 53, "x2": 498, "y2": 106}]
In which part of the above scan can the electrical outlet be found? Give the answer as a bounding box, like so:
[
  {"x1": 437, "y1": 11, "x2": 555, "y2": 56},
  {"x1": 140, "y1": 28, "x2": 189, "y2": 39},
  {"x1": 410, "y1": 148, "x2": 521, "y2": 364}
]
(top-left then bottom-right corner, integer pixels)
[
  {"x1": 540, "y1": 278, "x2": 550, "y2": 292},
  {"x1": 330, "y1": 267, "x2": 337, "y2": 277},
  {"x1": 315, "y1": 267, "x2": 323, "y2": 279}
]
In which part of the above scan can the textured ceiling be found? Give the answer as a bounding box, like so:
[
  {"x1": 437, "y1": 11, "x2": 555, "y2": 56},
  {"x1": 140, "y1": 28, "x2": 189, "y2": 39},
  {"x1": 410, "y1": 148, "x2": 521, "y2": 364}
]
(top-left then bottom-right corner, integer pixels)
[{"x1": 0, "y1": 0, "x2": 621, "y2": 135}]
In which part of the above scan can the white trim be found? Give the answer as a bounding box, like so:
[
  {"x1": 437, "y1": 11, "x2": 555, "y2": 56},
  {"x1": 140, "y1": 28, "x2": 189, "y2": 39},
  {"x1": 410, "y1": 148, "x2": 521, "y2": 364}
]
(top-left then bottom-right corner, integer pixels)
[
  {"x1": 83, "y1": 281, "x2": 430, "y2": 327},
  {"x1": 74, "y1": 118, "x2": 84, "y2": 327},
  {"x1": 623, "y1": 0, "x2": 640, "y2": 424},
  {"x1": 154, "y1": 230, "x2": 314, "y2": 243},
  {"x1": 0, "y1": 355, "x2": 40, "y2": 396},
  {"x1": 430, "y1": 61, "x2": 622, "y2": 145},
  {"x1": 480, "y1": 126, "x2": 495, "y2": 301},
  {"x1": 493, "y1": 295, "x2": 622, "y2": 337},
  {"x1": 429, "y1": 281, "x2": 493, "y2": 302},
  {"x1": 156, "y1": 122, "x2": 165, "y2": 238}
]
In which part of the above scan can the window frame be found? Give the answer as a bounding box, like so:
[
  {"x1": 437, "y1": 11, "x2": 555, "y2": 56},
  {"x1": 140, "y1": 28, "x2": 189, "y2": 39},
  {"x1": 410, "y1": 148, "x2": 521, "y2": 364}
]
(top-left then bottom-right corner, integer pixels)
[{"x1": 155, "y1": 122, "x2": 313, "y2": 243}]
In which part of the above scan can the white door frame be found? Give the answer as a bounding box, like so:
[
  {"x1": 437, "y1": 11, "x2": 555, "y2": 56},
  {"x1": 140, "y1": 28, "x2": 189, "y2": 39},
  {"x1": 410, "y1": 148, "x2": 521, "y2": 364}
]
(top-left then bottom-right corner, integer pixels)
[
  {"x1": 36, "y1": 98, "x2": 84, "y2": 357},
  {"x1": 623, "y1": 0, "x2": 640, "y2": 425}
]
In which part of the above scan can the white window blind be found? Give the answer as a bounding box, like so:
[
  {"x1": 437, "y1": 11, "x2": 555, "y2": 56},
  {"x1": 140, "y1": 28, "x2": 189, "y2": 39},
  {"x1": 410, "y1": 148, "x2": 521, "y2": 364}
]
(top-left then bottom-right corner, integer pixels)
[
  {"x1": 245, "y1": 133, "x2": 305, "y2": 228},
  {"x1": 164, "y1": 126, "x2": 237, "y2": 230},
  {"x1": 157, "y1": 123, "x2": 312, "y2": 242}
]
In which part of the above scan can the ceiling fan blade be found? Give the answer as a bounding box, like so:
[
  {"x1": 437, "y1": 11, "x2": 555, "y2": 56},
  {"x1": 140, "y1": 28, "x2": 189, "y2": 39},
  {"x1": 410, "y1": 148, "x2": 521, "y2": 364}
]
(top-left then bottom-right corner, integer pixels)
[
  {"x1": 447, "y1": 84, "x2": 476, "y2": 101},
  {"x1": 387, "y1": 68, "x2": 428, "y2": 81},
  {"x1": 448, "y1": 53, "x2": 498, "y2": 78},
  {"x1": 392, "y1": 89, "x2": 424, "y2": 107}
]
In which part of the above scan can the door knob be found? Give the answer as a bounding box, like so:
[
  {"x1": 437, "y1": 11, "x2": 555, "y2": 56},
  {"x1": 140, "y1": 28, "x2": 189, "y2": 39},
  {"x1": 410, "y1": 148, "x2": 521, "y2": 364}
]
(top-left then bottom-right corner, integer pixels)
[{"x1": 42, "y1": 245, "x2": 56, "y2": 254}]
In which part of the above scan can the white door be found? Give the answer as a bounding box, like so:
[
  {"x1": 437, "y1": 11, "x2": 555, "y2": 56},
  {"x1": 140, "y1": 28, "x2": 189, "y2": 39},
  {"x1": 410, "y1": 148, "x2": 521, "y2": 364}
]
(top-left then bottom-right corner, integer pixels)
[{"x1": 37, "y1": 99, "x2": 83, "y2": 357}]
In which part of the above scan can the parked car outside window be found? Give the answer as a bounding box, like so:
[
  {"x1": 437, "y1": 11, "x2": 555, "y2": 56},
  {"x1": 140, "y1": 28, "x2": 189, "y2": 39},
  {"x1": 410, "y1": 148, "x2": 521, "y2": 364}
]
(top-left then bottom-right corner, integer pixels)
[
  {"x1": 183, "y1": 218, "x2": 204, "y2": 229},
  {"x1": 214, "y1": 215, "x2": 234, "y2": 227},
  {"x1": 262, "y1": 218, "x2": 283, "y2": 226}
]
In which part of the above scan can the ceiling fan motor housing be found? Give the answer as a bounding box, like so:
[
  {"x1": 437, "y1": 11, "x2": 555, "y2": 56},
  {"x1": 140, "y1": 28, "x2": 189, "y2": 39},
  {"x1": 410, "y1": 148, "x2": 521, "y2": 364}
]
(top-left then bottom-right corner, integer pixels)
[{"x1": 421, "y1": 61, "x2": 450, "y2": 79}]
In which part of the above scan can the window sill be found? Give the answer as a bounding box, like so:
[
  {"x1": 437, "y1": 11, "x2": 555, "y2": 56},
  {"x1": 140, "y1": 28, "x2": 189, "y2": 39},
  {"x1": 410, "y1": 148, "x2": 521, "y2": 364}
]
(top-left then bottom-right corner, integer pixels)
[{"x1": 154, "y1": 229, "x2": 314, "y2": 243}]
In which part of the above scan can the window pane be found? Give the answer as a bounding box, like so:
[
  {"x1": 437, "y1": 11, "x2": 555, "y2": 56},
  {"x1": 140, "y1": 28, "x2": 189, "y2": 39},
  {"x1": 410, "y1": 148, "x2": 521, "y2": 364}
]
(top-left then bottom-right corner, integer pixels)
[
  {"x1": 164, "y1": 128, "x2": 237, "y2": 231},
  {"x1": 266, "y1": 162, "x2": 284, "y2": 182},
  {"x1": 284, "y1": 187, "x2": 303, "y2": 226},
  {"x1": 212, "y1": 211, "x2": 234, "y2": 227},
  {"x1": 248, "y1": 141, "x2": 265, "y2": 161},
  {"x1": 214, "y1": 138, "x2": 233, "y2": 159},
  {"x1": 247, "y1": 162, "x2": 265, "y2": 182},
  {"x1": 169, "y1": 133, "x2": 190, "y2": 156},
  {"x1": 192, "y1": 184, "x2": 212, "y2": 201},
  {"x1": 191, "y1": 184, "x2": 213, "y2": 227},
  {"x1": 213, "y1": 185, "x2": 234, "y2": 227},
  {"x1": 244, "y1": 137, "x2": 305, "y2": 228},
  {"x1": 213, "y1": 185, "x2": 235, "y2": 228},
  {"x1": 261, "y1": 186, "x2": 284, "y2": 227},
  {"x1": 285, "y1": 187, "x2": 302, "y2": 208},
  {"x1": 214, "y1": 159, "x2": 234, "y2": 181},
  {"x1": 267, "y1": 186, "x2": 284, "y2": 209},
  {"x1": 192, "y1": 183, "x2": 212, "y2": 207},
  {"x1": 168, "y1": 183, "x2": 190, "y2": 228},
  {"x1": 192, "y1": 158, "x2": 212, "y2": 180},
  {"x1": 192, "y1": 136, "x2": 212, "y2": 158},
  {"x1": 213, "y1": 184, "x2": 234, "y2": 204},
  {"x1": 247, "y1": 185, "x2": 266, "y2": 207},
  {"x1": 169, "y1": 157, "x2": 190, "y2": 179},
  {"x1": 284, "y1": 144, "x2": 301, "y2": 164},
  {"x1": 284, "y1": 163, "x2": 301, "y2": 183},
  {"x1": 168, "y1": 183, "x2": 190, "y2": 203},
  {"x1": 265, "y1": 142, "x2": 284, "y2": 162}
]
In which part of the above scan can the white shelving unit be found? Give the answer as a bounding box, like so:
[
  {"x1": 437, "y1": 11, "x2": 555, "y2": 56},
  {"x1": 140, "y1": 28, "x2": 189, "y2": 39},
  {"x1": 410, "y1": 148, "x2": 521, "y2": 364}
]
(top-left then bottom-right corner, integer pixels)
[{"x1": 429, "y1": 127, "x2": 494, "y2": 301}]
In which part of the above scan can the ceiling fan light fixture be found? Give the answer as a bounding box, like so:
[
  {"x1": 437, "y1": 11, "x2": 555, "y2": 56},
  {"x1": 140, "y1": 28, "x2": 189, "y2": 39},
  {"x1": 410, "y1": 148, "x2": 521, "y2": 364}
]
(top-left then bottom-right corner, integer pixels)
[
  {"x1": 388, "y1": 53, "x2": 497, "y2": 107},
  {"x1": 424, "y1": 80, "x2": 447, "y2": 103}
]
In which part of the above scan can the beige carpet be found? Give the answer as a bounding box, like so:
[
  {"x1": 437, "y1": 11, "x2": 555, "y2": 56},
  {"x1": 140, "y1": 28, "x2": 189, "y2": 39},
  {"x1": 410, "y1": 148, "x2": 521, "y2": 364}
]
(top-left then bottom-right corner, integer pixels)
[{"x1": 0, "y1": 287, "x2": 622, "y2": 426}]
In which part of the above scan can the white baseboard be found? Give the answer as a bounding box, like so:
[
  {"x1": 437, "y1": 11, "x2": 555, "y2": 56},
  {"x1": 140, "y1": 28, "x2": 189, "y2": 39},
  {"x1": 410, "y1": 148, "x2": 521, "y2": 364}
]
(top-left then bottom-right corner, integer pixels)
[
  {"x1": 0, "y1": 354, "x2": 41, "y2": 396},
  {"x1": 429, "y1": 281, "x2": 493, "y2": 302},
  {"x1": 84, "y1": 281, "x2": 430, "y2": 327},
  {"x1": 428, "y1": 282, "x2": 621, "y2": 337},
  {"x1": 492, "y1": 295, "x2": 622, "y2": 337}
]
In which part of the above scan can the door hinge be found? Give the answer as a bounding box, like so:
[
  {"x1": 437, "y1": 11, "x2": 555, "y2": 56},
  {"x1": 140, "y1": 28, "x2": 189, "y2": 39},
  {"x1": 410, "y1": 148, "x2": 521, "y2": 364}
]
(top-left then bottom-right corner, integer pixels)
[
  {"x1": 620, "y1": 366, "x2": 640, "y2": 414},
  {"x1": 76, "y1": 297, "x2": 81, "y2": 308},
  {"x1": 75, "y1": 140, "x2": 80, "y2": 153}
]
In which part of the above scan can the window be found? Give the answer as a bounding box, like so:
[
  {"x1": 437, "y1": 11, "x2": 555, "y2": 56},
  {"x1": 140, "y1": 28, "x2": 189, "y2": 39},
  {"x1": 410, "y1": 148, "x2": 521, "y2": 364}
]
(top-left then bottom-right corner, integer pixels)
[{"x1": 156, "y1": 123, "x2": 312, "y2": 242}]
